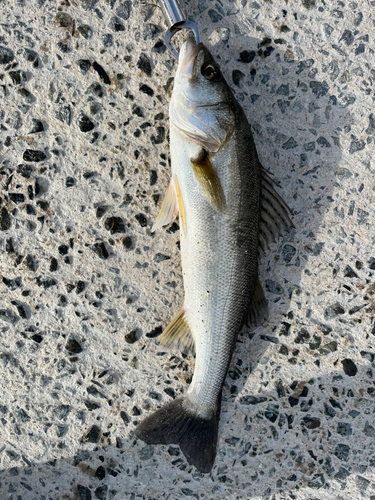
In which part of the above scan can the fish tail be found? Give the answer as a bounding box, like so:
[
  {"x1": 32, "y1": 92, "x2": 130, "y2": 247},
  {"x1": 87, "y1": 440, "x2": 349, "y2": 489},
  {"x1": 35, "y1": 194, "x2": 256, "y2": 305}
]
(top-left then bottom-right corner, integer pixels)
[{"x1": 135, "y1": 397, "x2": 220, "y2": 473}]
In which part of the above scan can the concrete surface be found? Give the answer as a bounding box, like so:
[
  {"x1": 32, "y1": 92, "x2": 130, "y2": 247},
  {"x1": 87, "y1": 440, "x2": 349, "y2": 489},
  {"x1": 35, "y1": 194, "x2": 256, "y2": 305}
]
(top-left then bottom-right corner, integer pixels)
[{"x1": 0, "y1": 0, "x2": 374, "y2": 498}]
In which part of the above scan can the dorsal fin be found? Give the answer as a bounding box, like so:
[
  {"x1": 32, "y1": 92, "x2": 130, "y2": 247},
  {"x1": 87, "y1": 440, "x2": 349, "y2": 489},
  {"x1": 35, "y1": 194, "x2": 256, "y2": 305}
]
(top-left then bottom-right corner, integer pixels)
[
  {"x1": 245, "y1": 277, "x2": 269, "y2": 330},
  {"x1": 159, "y1": 308, "x2": 194, "y2": 354},
  {"x1": 259, "y1": 168, "x2": 294, "y2": 251}
]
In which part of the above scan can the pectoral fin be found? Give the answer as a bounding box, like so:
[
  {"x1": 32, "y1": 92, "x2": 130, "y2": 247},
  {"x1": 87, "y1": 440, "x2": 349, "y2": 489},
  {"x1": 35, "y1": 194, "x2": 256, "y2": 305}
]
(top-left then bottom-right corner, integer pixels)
[
  {"x1": 245, "y1": 278, "x2": 269, "y2": 330},
  {"x1": 174, "y1": 176, "x2": 186, "y2": 235},
  {"x1": 160, "y1": 308, "x2": 194, "y2": 354},
  {"x1": 191, "y1": 150, "x2": 226, "y2": 213}
]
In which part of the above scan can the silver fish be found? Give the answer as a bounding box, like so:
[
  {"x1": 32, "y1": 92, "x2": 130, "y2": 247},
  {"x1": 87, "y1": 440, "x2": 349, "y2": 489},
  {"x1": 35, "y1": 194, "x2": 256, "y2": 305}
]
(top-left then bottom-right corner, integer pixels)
[{"x1": 135, "y1": 38, "x2": 292, "y2": 473}]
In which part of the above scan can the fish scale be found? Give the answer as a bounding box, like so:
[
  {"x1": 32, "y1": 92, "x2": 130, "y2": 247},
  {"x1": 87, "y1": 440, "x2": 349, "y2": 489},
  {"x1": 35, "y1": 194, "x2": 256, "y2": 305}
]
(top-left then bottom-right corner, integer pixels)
[
  {"x1": 174, "y1": 110, "x2": 260, "y2": 410},
  {"x1": 135, "y1": 39, "x2": 292, "y2": 473}
]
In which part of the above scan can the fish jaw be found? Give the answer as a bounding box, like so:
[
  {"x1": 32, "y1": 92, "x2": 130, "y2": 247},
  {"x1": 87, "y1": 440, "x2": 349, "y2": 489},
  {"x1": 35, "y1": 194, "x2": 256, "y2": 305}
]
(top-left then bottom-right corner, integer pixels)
[{"x1": 179, "y1": 38, "x2": 202, "y2": 80}]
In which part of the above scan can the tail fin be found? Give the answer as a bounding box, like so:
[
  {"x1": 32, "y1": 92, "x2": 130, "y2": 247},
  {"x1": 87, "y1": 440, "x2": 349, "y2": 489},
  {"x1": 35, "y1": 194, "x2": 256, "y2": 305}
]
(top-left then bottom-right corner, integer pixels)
[{"x1": 135, "y1": 397, "x2": 220, "y2": 473}]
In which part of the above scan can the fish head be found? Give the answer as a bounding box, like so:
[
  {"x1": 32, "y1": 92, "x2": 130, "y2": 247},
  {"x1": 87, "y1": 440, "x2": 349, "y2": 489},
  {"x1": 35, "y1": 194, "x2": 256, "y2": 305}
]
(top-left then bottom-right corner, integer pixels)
[{"x1": 170, "y1": 38, "x2": 236, "y2": 153}]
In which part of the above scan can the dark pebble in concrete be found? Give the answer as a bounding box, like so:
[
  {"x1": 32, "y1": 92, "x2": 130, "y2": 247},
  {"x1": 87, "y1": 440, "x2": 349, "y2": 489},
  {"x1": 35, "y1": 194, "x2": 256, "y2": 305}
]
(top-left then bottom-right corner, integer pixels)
[
  {"x1": 36, "y1": 277, "x2": 57, "y2": 289},
  {"x1": 109, "y1": 16, "x2": 125, "y2": 32},
  {"x1": 104, "y1": 216, "x2": 126, "y2": 234},
  {"x1": 139, "y1": 84, "x2": 154, "y2": 96},
  {"x1": 0, "y1": 207, "x2": 11, "y2": 231},
  {"x1": 309, "y1": 81, "x2": 329, "y2": 97},
  {"x1": 92, "y1": 242, "x2": 109, "y2": 259},
  {"x1": 123, "y1": 236, "x2": 133, "y2": 250},
  {"x1": 140, "y1": 444, "x2": 154, "y2": 460},
  {"x1": 29, "y1": 118, "x2": 44, "y2": 133},
  {"x1": 92, "y1": 61, "x2": 111, "y2": 85},
  {"x1": 239, "y1": 395, "x2": 267, "y2": 405},
  {"x1": 154, "y1": 253, "x2": 170, "y2": 263},
  {"x1": 95, "y1": 465, "x2": 106, "y2": 480},
  {"x1": 24, "y1": 254, "x2": 36, "y2": 271},
  {"x1": 334, "y1": 443, "x2": 350, "y2": 461},
  {"x1": 17, "y1": 164, "x2": 34, "y2": 178},
  {"x1": 324, "y1": 302, "x2": 345, "y2": 319},
  {"x1": 9, "y1": 193, "x2": 25, "y2": 204},
  {"x1": 342, "y1": 358, "x2": 358, "y2": 376},
  {"x1": 82, "y1": 425, "x2": 101, "y2": 443},
  {"x1": 0, "y1": 45, "x2": 14, "y2": 64},
  {"x1": 265, "y1": 279, "x2": 284, "y2": 295},
  {"x1": 116, "y1": 1, "x2": 131, "y2": 20},
  {"x1": 137, "y1": 53, "x2": 152, "y2": 77},
  {"x1": 145, "y1": 326, "x2": 163, "y2": 338},
  {"x1": 78, "y1": 24, "x2": 92, "y2": 39},
  {"x1": 78, "y1": 59, "x2": 91, "y2": 73},
  {"x1": 302, "y1": 416, "x2": 321, "y2": 429},
  {"x1": 337, "y1": 422, "x2": 352, "y2": 436},
  {"x1": 238, "y1": 50, "x2": 256, "y2": 63},
  {"x1": 78, "y1": 115, "x2": 95, "y2": 132},
  {"x1": 208, "y1": 9, "x2": 223, "y2": 22},
  {"x1": 56, "y1": 106, "x2": 72, "y2": 125},
  {"x1": 151, "y1": 126, "x2": 165, "y2": 145},
  {"x1": 55, "y1": 12, "x2": 73, "y2": 28},
  {"x1": 125, "y1": 330, "x2": 138, "y2": 344},
  {"x1": 77, "y1": 484, "x2": 92, "y2": 500},
  {"x1": 152, "y1": 40, "x2": 166, "y2": 54},
  {"x1": 164, "y1": 387, "x2": 175, "y2": 398},
  {"x1": 23, "y1": 150, "x2": 47, "y2": 162},
  {"x1": 232, "y1": 70, "x2": 245, "y2": 87},
  {"x1": 66, "y1": 338, "x2": 83, "y2": 354},
  {"x1": 58, "y1": 244, "x2": 69, "y2": 255},
  {"x1": 135, "y1": 213, "x2": 147, "y2": 227},
  {"x1": 0, "y1": 309, "x2": 20, "y2": 324}
]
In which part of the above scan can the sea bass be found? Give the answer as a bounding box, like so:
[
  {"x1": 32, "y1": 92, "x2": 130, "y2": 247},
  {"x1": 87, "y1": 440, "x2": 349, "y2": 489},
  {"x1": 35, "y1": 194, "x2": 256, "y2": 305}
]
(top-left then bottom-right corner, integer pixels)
[{"x1": 135, "y1": 38, "x2": 292, "y2": 472}]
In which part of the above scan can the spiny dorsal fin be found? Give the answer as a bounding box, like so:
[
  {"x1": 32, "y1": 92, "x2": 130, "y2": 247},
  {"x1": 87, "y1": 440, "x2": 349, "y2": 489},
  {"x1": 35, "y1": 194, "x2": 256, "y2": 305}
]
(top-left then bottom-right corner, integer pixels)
[
  {"x1": 159, "y1": 308, "x2": 194, "y2": 353},
  {"x1": 259, "y1": 168, "x2": 294, "y2": 252},
  {"x1": 191, "y1": 150, "x2": 226, "y2": 213},
  {"x1": 245, "y1": 277, "x2": 269, "y2": 330},
  {"x1": 152, "y1": 178, "x2": 178, "y2": 233}
]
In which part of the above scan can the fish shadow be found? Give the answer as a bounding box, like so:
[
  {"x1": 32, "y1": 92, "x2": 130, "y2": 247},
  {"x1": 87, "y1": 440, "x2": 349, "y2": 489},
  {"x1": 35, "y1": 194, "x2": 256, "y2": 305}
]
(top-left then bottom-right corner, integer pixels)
[
  {"x1": 0, "y1": 364, "x2": 373, "y2": 500},
  {"x1": 208, "y1": 25, "x2": 346, "y2": 402}
]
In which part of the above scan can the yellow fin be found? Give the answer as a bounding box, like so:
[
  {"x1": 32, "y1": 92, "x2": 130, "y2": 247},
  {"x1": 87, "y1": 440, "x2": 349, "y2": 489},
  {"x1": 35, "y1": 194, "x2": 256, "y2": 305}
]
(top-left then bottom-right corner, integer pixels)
[
  {"x1": 160, "y1": 308, "x2": 194, "y2": 353},
  {"x1": 191, "y1": 150, "x2": 226, "y2": 213},
  {"x1": 152, "y1": 178, "x2": 178, "y2": 232},
  {"x1": 174, "y1": 176, "x2": 186, "y2": 235}
]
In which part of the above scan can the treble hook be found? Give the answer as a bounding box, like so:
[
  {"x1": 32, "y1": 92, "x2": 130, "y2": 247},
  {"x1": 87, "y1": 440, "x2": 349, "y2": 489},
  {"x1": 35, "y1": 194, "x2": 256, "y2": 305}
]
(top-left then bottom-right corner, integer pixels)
[{"x1": 158, "y1": 0, "x2": 200, "y2": 58}]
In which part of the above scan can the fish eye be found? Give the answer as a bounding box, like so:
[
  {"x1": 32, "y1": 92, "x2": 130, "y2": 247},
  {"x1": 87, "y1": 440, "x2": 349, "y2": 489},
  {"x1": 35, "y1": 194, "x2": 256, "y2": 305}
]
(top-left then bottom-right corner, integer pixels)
[{"x1": 201, "y1": 64, "x2": 221, "y2": 82}]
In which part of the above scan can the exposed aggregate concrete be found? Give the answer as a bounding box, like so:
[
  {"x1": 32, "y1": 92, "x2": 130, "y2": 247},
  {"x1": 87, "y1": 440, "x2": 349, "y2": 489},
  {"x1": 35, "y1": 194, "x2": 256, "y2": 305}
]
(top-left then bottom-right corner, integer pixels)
[{"x1": 0, "y1": 0, "x2": 375, "y2": 498}]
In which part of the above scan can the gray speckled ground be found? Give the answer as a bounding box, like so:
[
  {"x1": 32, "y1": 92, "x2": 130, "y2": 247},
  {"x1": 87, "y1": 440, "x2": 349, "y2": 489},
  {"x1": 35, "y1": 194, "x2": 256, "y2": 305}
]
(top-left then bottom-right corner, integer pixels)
[{"x1": 1, "y1": 0, "x2": 375, "y2": 499}]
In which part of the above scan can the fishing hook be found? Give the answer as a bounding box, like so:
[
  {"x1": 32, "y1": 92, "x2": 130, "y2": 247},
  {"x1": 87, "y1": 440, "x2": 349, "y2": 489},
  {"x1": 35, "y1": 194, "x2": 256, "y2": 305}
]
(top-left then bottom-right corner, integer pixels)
[{"x1": 158, "y1": 0, "x2": 200, "y2": 58}]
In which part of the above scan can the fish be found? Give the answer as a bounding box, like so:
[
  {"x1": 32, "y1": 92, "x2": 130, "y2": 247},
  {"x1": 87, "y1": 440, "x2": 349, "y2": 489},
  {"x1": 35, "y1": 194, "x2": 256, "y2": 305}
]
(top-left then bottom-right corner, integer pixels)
[{"x1": 135, "y1": 37, "x2": 293, "y2": 473}]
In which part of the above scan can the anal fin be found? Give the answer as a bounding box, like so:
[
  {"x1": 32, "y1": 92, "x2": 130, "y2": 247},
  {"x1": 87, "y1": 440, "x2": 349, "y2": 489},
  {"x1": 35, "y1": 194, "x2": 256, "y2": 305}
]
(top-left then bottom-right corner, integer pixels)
[
  {"x1": 191, "y1": 150, "x2": 226, "y2": 213},
  {"x1": 160, "y1": 308, "x2": 194, "y2": 353},
  {"x1": 245, "y1": 277, "x2": 269, "y2": 330}
]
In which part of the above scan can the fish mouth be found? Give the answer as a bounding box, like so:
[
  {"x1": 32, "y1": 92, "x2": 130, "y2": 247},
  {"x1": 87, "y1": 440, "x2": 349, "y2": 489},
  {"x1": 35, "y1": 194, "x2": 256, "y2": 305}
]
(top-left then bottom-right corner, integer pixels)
[{"x1": 180, "y1": 38, "x2": 203, "y2": 79}]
